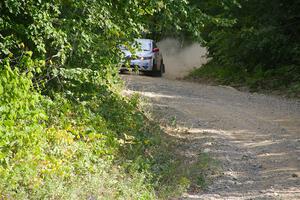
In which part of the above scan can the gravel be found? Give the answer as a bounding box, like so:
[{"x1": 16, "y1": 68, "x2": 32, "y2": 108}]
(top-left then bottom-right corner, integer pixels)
[{"x1": 122, "y1": 74, "x2": 300, "y2": 200}]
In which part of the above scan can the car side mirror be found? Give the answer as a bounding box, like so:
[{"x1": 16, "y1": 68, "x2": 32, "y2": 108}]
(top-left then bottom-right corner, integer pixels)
[{"x1": 152, "y1": 48, "x2": 159, "y2": 52}]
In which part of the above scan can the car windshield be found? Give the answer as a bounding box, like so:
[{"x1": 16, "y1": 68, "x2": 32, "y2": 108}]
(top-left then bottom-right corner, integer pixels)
[
  {"x1": 119, "y1": 39, "x2": 152, "y2": 51},
  {"x1": 135, "y1": 40, "x2": 151, "y2": 51}
]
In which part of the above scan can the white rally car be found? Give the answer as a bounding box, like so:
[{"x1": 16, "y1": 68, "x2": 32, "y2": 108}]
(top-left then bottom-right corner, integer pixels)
[{"x1": 120, "y1": 39, "x2": 165, "y2": 76}]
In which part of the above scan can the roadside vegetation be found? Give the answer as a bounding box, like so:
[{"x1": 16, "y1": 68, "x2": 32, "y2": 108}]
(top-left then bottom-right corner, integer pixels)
[
  {"x1": 187, "y1": 1, "x2": 300, "y2": 97},
  {"x1": 0, "y1": 0, "x2": 234, "y2": 199}
]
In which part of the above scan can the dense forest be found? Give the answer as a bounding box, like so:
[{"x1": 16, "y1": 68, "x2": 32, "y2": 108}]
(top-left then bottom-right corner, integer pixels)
[
  {"x1": 188, "y1": 0, "x2": 300, "y2": 96},
  {"x1": 0, "y1": 0, "x2": 299, "y2": 199}
]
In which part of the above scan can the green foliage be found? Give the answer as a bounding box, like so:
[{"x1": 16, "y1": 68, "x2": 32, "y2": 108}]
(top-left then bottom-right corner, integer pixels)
[
  {"x1": 0, "y1": 54, "x2": 47, "y2": 197},
  {"x1": 0, "y1": 53, "x2": 157, "y2": 198},
  {"x1": 188, "y1": 61, "x2": 300, "y2": 97},
  {"x1": 147, "y1": 0, "x2": 236, "y2": 42},
  {"x1": 188, "y1": 61, "x2": 247, "y2": 84},
  {"x1": 188, "y1": 0, "x2": 300, "y2": 96},
  {"x1": 1, "y1": 0, "x2": 231, "y2": 198},
  {"x1": 0, "y1": 53, "x2": 187, "y2": 199},
  {"x1": 1, "y1": 0, "x2": 235, "y2": 92},
  {"x1": 201, "y1": 0, "x2": 300, "y2": 69},
  {"x1": 0, "y1": 0, "x2": 68, "y2": 60}
]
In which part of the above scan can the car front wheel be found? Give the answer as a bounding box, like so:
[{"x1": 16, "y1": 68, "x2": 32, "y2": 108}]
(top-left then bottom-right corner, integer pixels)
[{"x1": 151, "y1": 60, "x2": 163, "y2": 77}]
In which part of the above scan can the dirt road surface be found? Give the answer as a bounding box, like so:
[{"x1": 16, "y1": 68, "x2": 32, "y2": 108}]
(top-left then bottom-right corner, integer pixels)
[{"x1": 122, "y1": 74, "x2": 300, "y2": 200}]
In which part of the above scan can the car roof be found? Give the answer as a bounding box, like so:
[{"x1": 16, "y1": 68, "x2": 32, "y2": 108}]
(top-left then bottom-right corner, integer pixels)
[{"x1": 135, "y1": 39, "x2": 153, "y2": 44}]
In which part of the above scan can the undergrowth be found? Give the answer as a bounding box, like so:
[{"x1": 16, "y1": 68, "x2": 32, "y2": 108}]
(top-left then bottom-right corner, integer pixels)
[
  {"x1": 0, "y1": 57, "x2": 153, "y2": 199},
  {"x1": 187, "y1": 61, "x2": 300, "y2": 97},
  {"x1": 0, "y1": 54, "x2": 195, "y2": 199},
  {"x1": 0, "y1": 0, "x2": 220, "y2": 198}
]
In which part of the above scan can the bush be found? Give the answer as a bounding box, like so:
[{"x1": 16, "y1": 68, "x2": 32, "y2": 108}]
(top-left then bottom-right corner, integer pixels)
[
  {"x1": 188, "y1": 0, "x2": 300, "y2": 96},
  {"x1": 0, "y1": 53, "x2": 158, "y2": 199},
  {"x1": 1, "y1": 0, "x2": 227, "y2": 198},
  {"x1": 188, "y1": 61, "x2": 300, "y2": 97}
]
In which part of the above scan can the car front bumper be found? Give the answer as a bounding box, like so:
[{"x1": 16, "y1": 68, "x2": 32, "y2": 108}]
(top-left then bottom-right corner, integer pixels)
[{"x1": 120, "y1": 59, "x2": 153, "y2": 71}]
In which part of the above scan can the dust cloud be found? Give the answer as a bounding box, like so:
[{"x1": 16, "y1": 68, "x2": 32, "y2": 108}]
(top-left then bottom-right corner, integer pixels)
[{"x1": 157, "y1": 38, "x2": 208, "y2": 79}]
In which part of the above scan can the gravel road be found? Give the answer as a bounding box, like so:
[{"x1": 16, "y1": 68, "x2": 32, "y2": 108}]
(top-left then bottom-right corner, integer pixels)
[{"x1": 122, "y1": 74, "x2": 300, "y2": 200}]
